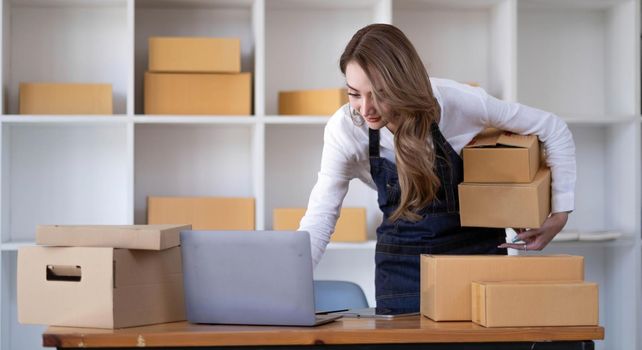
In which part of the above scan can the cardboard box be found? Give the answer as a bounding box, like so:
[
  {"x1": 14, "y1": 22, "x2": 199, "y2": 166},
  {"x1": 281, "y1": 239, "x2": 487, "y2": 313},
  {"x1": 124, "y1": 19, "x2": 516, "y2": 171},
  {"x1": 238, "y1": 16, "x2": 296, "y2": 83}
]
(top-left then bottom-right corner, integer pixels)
[
  {"x1": 463, "y1": 129, "x2": 540, "y2": 183},
  {"x1": 458, "y1": 167, "x2": 551, "y2": 228},
  {"x1": 273, "y1": 207, "x2": 367, "y2": 242},
  {"x1": 18, "y1": 246, "x2": 185, "y2": 328},
  {"x1": 148, "y1": 197, "x2": 255, "y2": 230},
  {"x1": 36, "y1": 224, "x2": 191, "y2": 250},
  {"x1": 148, "y1": 37, "x2": 241, "y2": 73},
  {"x1": 144, "y1": 72, "x2": 251, "y2": 115},
  {"x1": 278, "y1": 88, "x2": 348, "y2": 115},
  {"x1": 472, "y1": 281, "x2": 598, "y2": 327},
  {"x1": 19, "y1": 83, "x2": 112, "y2": 115},
  {"x1": 420, "y1": 254, "x2": 584, "y2": 321}
]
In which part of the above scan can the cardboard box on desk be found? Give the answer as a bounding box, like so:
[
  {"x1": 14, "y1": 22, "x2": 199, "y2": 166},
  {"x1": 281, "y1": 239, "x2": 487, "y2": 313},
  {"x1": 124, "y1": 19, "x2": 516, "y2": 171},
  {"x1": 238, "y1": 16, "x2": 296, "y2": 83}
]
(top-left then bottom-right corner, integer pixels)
[
  {"x1": 472, "y1": 281, "x2": 598, "y2": 327},
  {"x1": 144, "y1": 72, "x2": 251, "y2": 115},
  {"x1": 18, "y1": 246, "x2": 185, "y2": 329},
  {"x1": 463, "y1": 129, "x2": 540, "y2": 183},
  {"x1": 278, "y1": 88, "x2": 348, "y2": 115},
  {"x1": 148, "y1": 196, "x2": 255, "y2": 230},
  {"x1": 149, "y1": 37, "x2": 241, "y2": 73},
  {"x1": 458, "y1": 167, "x2": 551, "y2": 228},
  {"x1": 420, "y1": 255, "x2": 584, "y2": 321},
  {"x1": 273, "y1": 207, "x2": 367, "y2": 242},
  {"x1": 36, "y1": 224, "x2": 191, "y2": 250},
  {"x1": 19, "y1": 83, "x2": 112, "y2": 115}
]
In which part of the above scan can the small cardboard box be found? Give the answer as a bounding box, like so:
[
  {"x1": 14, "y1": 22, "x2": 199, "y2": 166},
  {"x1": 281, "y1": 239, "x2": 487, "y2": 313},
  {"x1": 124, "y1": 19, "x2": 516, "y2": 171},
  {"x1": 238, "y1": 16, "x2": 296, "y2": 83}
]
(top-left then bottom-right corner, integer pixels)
[
  {"x1": 148, "y1": 37, "x2": 241, "y2": 73},
  {"x1": 463, "y1": 129, "x2": 540, "y2": 183},
  {"x1": 273, "y1": 207, "x2": 367, "y2": 242},
  {"x1": 458, "y1": 167, "x2": 551, "y2": 228},
  {"x1": 36, "y1": 224, "x2": 191, "y2": 250},
  {"x1": 148, "y1": 197, "x2": 255, "y2": 230},
  {"x1": 18, "y1": 246, "x2": 185, "y2": 329},
  {"x1": 19, "y1": 83, "x2": 113, "y2": 115},
  {"x1": 420, "y1": 254, "x2": 584, "y2": 321},
  {"x1": 472, "y1": 281, "x2": 598, "y2": 327},
  {"x1": 144, "y1": 72, "x2": 251, "y2": 115},
  {"x1": 278, "y1": 88, "x2": 348, "y2": 115}
]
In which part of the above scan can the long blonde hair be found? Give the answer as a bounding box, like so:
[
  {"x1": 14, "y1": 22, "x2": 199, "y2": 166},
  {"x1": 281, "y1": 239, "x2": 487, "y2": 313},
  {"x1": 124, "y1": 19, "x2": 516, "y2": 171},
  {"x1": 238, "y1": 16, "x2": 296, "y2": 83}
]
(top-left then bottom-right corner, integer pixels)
[{"x1": 340, "y1": 24, "x2": 442, "y2": 222}]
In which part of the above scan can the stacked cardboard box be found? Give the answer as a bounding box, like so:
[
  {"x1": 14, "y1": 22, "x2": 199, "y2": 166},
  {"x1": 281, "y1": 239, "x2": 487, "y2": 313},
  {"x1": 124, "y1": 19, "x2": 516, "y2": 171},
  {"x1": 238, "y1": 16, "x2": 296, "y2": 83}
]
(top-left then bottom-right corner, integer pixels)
[
  {"x1": 18, "y1": 224, "x2": 190, "y2": 329},
  {"x1": 144, "y1": 37, "x2": 251, "y2": 115},
  {"x1": 148, "y1": 196, "x2": 255, "y2": 230},
  {"x1": 420, "y1": 255, "x2": 599, "y2": 327},
  {"x1": 19, "y1": 83, "x2": 113, "y2": 114},
  {"x1": 273, "y1": 207, "x2": 367, "y2": 242},
  {"x1": 458, "y1": 128, "x2": 550, "y2": 228},
  {"x1": 278, "y1": 88, "x2": 348, "y2": 115}
]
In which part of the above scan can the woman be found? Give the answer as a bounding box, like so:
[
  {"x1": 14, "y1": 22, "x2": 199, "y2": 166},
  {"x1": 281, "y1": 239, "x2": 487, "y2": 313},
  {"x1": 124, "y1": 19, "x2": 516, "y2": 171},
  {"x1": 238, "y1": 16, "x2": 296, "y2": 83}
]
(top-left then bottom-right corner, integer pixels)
[{"x1": 299, "y1": 24, "x2": 575, "y2": 313}]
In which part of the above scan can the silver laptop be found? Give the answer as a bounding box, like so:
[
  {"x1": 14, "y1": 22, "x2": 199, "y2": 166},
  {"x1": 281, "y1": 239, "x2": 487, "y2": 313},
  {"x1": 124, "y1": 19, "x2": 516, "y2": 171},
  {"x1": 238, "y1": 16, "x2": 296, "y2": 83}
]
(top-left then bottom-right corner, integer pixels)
[{"x1": 180, "y1": 230, "x2": 341, "y2": 326}]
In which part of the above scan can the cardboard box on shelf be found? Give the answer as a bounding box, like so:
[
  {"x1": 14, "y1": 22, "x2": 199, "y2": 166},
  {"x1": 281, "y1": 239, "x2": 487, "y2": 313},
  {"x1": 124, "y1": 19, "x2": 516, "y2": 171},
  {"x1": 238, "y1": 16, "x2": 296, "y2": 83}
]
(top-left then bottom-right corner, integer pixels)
[
  {"x1": 458, "y1": 167, "x2": 551, "y2": 228},
  {"x1": 420, "y1": 254, "x2": 584, "y2": 321},
  {"x1": 36, "y1": 224, "x2": 191, "y2": 250},
  {"x1": 144, "y1": 72, "x2": 251, "y2": 115},
  {"x1": 463, "y1": 129, "x2": 540, "y2": 183},
  {"x1": 19, "y1": 83, "x2": 113, "y2": 115},
  {"x1": 273, "y1": 207, "x2": 367, "y2": 242},
  {"x1": 472, "y1": 281, "x2": 598, "y2": 327},
  {"x1": 148, "y1": 37, "x2": 241, "y2": 73},
  {"x1": 18, "y1": 246, "x2": 184, "y2": 329},
  {"x1": 278, "y1": 88, "x2": 348, "y2": 115},
  {"x1": 148, "y1": 197, "x2": 255, "y2": 230}
]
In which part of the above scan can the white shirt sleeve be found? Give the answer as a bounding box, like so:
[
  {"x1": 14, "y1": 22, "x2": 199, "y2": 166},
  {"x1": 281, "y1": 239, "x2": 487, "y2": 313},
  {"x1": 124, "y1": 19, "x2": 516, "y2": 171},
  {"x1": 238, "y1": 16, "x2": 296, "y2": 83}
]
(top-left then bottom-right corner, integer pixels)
[
  {"x1": 479, "y1": 90, "x2": 576, "y2": 213},
  {"x1": 298, "y1": 109, "x2": 356, "y2": 268}
]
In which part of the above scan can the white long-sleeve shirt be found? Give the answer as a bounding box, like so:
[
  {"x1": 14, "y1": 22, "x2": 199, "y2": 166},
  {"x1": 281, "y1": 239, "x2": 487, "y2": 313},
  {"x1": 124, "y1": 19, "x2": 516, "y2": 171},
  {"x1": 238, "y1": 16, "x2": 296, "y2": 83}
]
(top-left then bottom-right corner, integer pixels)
[{"x1": 299, "y1": 78, "x2": 576, "y2": 267}]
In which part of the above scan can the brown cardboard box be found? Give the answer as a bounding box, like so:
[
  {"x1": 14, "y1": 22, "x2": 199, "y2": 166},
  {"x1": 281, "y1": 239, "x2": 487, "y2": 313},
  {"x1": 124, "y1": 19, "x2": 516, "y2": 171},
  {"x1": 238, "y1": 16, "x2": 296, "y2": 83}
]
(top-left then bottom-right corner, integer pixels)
[
  {"x1": 472, "y1": 281, "x2": 598, "y2": 327},
  {"x1": 148, "y1": 197, "x2": 255, "y2": 230},
  {"x1": 18, "y1": 246, "x2": 185, "y2": 328},
  {"x1": 148, "y1": 37, "x2": 241, "y2": 73},
  {"x1": 36, "y1": 224, "x2": 191, "y2": 250},
  {"x1": 420, "y1": 254, "x2": 584, "y2": 321},
  {"x1": 458, "y1": 167, "x2": 551, "y2": 228},
  {"x1": 463, "y1": 129, "x2": 540, "y2": 183},
  {"x1": 19, "y1": 83, "x2": 112, "y2": 114},
  {"x1": 144, "y1": 72, "x2": 251, "y2": 115},
  {"x1": 273, "y1": 207, "x2": 367, "y2": 242},
  {"x1": 278, "y1": 88, "x2": 348, "y2": 115}
]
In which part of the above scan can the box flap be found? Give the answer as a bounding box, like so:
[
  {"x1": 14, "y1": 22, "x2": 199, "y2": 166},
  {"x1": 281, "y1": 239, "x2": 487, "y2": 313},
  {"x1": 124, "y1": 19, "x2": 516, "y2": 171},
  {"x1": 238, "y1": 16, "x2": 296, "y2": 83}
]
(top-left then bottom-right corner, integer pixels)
[{"x1": 466, "y1": 129, "x2": 537, "y2": 149}]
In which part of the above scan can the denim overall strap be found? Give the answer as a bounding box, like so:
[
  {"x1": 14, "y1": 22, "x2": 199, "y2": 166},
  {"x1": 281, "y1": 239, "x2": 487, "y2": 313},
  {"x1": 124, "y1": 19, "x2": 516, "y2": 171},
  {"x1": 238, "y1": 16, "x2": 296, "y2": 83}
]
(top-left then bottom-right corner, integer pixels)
[{"x1": 369, "y1": 125, "x2": 506, "y2": 314}]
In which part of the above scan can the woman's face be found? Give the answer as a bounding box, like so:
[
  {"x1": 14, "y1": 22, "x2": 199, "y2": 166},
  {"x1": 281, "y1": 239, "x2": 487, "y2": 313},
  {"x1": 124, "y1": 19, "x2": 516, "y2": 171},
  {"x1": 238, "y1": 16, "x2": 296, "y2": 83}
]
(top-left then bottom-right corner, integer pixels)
[{"x1": 345, "y1": 61, "x2": 396, "y2": 132}]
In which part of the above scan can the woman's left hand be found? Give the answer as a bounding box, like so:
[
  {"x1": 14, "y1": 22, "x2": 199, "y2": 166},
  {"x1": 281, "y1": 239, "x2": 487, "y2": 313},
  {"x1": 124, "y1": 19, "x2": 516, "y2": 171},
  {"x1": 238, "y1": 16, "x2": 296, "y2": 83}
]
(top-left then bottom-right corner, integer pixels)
[{"x1": 498, "y1": 212, "x2": 569, "y2": 251}]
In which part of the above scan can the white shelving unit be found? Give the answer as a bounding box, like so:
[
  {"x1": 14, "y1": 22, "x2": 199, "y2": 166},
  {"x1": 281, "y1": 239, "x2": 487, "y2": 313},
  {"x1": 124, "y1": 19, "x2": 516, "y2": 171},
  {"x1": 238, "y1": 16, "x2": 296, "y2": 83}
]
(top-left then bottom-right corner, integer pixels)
[{"x1": 0, "y1": 0, "x2": 639, "y2": 349}]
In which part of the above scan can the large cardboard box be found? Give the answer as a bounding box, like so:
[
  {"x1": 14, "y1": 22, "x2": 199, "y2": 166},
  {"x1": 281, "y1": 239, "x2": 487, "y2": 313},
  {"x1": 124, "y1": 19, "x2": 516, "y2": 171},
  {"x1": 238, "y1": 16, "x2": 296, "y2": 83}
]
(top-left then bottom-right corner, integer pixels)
[
  {"x1": 148, "y1": 37, "x2": 241, "y2": 73},
  {"x1": 36, "y1": 224, "x2": 191, "y2": 250},
  {"x1": 148, "y1": 197, "x2": 255, "y2": 230},
  {"x1": 273, "y1": 207, "x2": 367, "y2": 242},
  {"x1": 420, "y1": 255, "x2": 584, "y2": 321},
  {"x1": 463, "y1": 129, "x2": 540, "y2": 183},
  {"x1": 471, "y1": 280, "x2": 598, "y2": 327},
  {"x1": 458, "y1": 167, "x2": 551, "y2": 228},
  {"x1": 278, "y1": 88, "x2": 348, "y2": 115},
  {"x1": 18, "y1": 246, "x2": 185, "y2": 329},
  {"x1": 19, "y1": 83, "x2": 112, "y2": 115},
  {"x1": 144, "y1": 72, "x2": 251, "y2": 115}
]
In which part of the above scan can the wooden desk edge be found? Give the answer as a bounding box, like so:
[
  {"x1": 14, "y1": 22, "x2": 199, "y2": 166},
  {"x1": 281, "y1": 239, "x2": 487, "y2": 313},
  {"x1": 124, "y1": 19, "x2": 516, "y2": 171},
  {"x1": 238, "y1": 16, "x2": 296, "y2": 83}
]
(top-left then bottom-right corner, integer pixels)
[{"x1": 42, "y1": 321, "x2": 605, "y2": 348}]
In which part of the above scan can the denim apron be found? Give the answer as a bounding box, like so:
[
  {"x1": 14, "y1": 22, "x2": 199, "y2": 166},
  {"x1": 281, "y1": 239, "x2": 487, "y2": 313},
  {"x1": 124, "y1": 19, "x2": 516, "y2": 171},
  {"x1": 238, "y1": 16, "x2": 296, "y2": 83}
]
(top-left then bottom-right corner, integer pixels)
[{"x1": 370, "y1": 123, "x2": 507, "y2": 313}]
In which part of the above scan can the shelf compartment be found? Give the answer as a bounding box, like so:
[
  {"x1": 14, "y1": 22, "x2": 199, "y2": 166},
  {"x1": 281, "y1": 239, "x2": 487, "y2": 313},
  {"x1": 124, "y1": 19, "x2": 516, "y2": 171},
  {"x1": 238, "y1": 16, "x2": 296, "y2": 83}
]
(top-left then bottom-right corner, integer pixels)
[
  {"x1": 0, "y1": 123, "x2": 130, "y2": 245},
  {"x1": 2, "y1": 0, "x2": 129, "y2": 114},
  {"x1": 517, "y1": 0, "x2": 637, "y2": 116}
]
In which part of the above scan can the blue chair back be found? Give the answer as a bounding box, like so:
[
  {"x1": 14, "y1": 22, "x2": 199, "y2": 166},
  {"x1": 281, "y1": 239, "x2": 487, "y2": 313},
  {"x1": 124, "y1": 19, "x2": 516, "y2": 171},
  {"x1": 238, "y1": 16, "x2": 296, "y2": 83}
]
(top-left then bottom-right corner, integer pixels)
[{"x1": 313, "y1": 280, "x2": 369, "y2": 311}]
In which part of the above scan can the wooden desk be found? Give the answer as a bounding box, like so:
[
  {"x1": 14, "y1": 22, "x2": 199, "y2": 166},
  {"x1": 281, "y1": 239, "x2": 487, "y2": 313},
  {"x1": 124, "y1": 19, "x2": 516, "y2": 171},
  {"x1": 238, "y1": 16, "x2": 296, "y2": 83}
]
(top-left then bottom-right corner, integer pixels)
[{"x1": 43, "y1": 316, "x2": 604, "y2": 349}]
